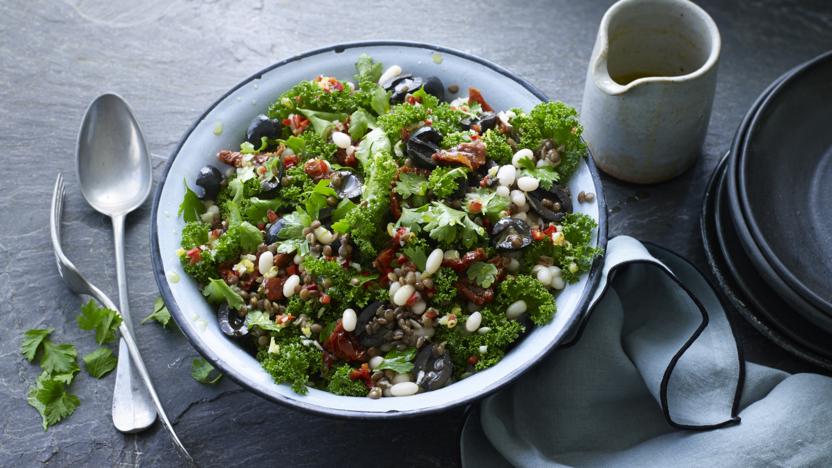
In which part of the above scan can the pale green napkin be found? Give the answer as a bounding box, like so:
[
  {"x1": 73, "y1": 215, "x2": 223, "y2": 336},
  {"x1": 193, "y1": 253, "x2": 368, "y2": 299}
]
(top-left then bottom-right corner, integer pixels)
[{"x1": 461, "y1": 236, "x2": 832, "y2": 467}]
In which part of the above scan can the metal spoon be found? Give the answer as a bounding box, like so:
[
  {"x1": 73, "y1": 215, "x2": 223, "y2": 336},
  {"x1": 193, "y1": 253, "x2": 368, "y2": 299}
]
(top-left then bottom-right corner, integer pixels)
[{"x1": 76, "y1": 93, "x2": 157, "y2": 432}]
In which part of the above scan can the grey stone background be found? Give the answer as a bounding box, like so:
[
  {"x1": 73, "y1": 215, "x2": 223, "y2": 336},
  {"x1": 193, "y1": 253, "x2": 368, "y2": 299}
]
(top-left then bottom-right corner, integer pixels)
[{"x1": 1, "y1": 0, "x2": 831, "y2": 466}]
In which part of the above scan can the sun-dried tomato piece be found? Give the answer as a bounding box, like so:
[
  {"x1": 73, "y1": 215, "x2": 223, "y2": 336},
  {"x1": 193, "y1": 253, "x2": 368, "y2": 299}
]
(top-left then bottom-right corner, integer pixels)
[
  {"x1": 442, "y1": 248, "x2": 487, "y2": 272},
  {"x1": 468, "y1": 87, "x2": 493, "y2": 112},
  {"x1": 264, "y1": 276, "x2": 285, "y2": 301},
  {"x1": 431, "y1": 140, "x2": 486, "y2": 170},
  {"x1": 324, "y1": 322, "x2": 367, "y2": 362}
]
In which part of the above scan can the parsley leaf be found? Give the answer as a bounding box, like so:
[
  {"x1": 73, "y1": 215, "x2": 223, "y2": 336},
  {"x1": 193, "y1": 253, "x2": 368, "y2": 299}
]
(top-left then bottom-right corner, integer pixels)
[
  {"x1": 354, "y1": 53, "x2": 383, "y2": 86},
  {"x1": 21, "y1": 328, "x2": 53, "y2": 362},
  {"x1": 465, "y1": 189, "x2": 510, "y2": 223},
  {"x1": 517, "y1": 157, "x2": 560, "y2": 190},
  {"x1": 467, "y1": 262, "x2": 499, "y2": 288},
  {"x1": 83, "y1": 348, "x2": 117, "y2": 379},
  {"x1": 305, "y1": 179, "x2": 338, "y2": 220},
  {"x1": 395, "y1": 172, "x2": 428, "y2": 199},
  {"x1": 191, "y1": 358, "x2": 223, "y2": 385},
  {"x1": 77, "y1": 300, "x2": 122, "y2": 345},
  {"x1": 276, "y1": 210, "x2": 312, "y2": 240},
  {"x1": 349, "y1": 108, "x2": 376, "y2": 140},
  {"x1": 202, "y1": 279, "x2": 244, "y2": 310},
  {"x1": 298, "y1": 108, "x2": 347, "y2": 137},
  {"x1": 37, "y1": 339, "x2": 79, "y2": 376},
  {"x1": 403, "y1": 244, "x2": 427, "y2": 271},
  {"x1": 27, "y1": 373, "x2": 80, "y2": 430},
  {"x1": 370, "y1": 86, "x2": 390, "y2": 116},
  {"x1": 245, "y1": 311, "x2": 283, "y2": 332},
  {"x1": 375, "y1": 348, "x2": 417, "y2": 373},
  {"x1": 178, "y1": 179, "x2": 206, "y2": 222},
  {"x1": 275, "y1": 238, "x2": 311, "y2": 256},
  {"x1": 141, "y1": 297, "x2": 171, "y2": 328},
  {"x1": 355, "y1": 127, "x2": 391, "y2": 167},
  {"x1": 398, "y1": 202, "x2": 486, "y2": 248},
  {"x1": 331, "y1": 198, "x2": 356, "y2": 221}
]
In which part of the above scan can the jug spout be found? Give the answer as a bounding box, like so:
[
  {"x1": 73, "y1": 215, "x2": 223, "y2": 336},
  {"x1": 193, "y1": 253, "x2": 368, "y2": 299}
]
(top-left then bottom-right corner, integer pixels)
[
  {"x1": 580, "y1": 0, "x2": 721, "y2": 184},
  {"x1": 586, "y1": 0, "x2": 721, "y2": 96}
]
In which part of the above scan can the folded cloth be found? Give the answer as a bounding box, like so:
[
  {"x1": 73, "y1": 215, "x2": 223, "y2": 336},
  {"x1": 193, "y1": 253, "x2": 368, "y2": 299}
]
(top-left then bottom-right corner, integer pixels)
[{"x1": 461, "y1": 236, "x2": 832, "y2": 467}]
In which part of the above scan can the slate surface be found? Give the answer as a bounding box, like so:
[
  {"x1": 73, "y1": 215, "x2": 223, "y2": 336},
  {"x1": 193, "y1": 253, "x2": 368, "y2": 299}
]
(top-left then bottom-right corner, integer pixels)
[{"x1": 1, "y1": 0, "x2": 831, "y2": 466}]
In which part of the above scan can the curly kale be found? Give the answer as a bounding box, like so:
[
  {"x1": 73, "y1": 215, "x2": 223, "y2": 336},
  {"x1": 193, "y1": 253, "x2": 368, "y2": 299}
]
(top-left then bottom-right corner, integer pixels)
[
  {"x1": 521, "y1": 213, "x2": 600, "y2": 283},
  {"x1": 481, "y1": 129, "x2": 513, "y2": 165},
  {"x1": 333, "y1": 151, "x2": 397, "y2": 258},
  {"x1": 181, "y1": 221, "x2": 209, "y2": 249},
  {"x1": 435, "y1": 307, "x2": 524, "y2": 373},
  {"x1": 431, "y1": 267, "x2": 459, "y2": 306},
  {"x1": 213, "y1": 222, "x2": 263, "y2": 264},
  {"x1": 427, "y1": 167, "x2": 468, "y2": 199},
  {"x1": 326, "y1": 365, "x2": 367, "y2": 397},
  {"x1": 267, "y1": 80, "x2": 358, "y2": 122},
  {"x1": 377, "y1": 89, "x2": 466, "y2": 144},
  {"x1": 258, "y1": 339, "x2": 322, "y2": 395},
  {"x1": 180, "y1": 250, "x2": 218, "y2": 285},
  {"x1": 557, "y1": 213, "x2": 602, "y2": 282},
  {"x1": 301, "y1": 257, "x2": 379, "y2": 312},
  {"x1": 495, "y1": 274, "x2": 556, "y2": 326},
  {"x1": 440, "y1": 131, "x2": 472, "y2": 148},
  {"x1": 512, "y1": 101, "x2": 587, "y2": 181}
]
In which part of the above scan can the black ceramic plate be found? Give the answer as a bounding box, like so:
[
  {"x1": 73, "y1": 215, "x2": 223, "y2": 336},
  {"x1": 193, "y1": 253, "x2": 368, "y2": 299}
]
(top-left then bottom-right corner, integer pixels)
[
  {"x1": 738, "y1": 50, "x2": 832, "y2": 316},
  {"x1": 724, "y1": 64, "x2": 832, "y2": 334},
  {"x1": 702, "y1": 154, "x2": 832, "y2": 368}
]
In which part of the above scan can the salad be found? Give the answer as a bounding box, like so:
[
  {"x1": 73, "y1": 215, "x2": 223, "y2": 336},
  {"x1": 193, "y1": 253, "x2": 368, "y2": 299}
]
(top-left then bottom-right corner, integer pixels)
[{"x1": 177, "y1": 54, "x2": 601, "y2": 398}]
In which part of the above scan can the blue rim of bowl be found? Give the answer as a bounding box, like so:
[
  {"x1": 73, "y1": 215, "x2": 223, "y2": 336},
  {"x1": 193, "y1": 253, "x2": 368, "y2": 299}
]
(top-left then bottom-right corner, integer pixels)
[
  {"x1": 737, "y1": 49, "x2": 832, "y2": 317},
  {"x1": 150, "y1": 40, "x2": 608, "y2": 419}
]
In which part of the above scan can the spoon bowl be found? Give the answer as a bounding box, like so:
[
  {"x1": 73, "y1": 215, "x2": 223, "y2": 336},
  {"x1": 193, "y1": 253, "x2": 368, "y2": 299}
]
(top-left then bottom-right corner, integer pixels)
[{"x1": 77, "y1": 93, "x2": 152, "y2": 216}]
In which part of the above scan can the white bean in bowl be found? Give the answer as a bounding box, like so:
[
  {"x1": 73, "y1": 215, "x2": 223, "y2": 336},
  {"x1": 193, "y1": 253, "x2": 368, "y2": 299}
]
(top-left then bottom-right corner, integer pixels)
[{"x1": 390, "y1": 382, "x2": 419, "y2": 397}]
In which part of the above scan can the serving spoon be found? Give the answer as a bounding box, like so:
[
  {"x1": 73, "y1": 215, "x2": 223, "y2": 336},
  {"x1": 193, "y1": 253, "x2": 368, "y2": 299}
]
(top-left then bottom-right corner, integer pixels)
[{"x1": 76, "y1": 93, "x2": 157, "y2": 432}]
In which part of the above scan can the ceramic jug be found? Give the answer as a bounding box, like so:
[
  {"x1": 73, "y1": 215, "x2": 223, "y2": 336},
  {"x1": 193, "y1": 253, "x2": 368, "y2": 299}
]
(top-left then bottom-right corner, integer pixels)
[{"x1": 581, "y1": 0, "x2": 721, "y2": 184}]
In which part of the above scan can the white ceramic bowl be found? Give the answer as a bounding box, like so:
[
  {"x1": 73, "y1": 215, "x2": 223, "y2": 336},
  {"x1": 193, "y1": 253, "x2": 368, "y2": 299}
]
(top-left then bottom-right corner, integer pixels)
[{"x1": 151, "y1": 41, "x2": 607, "y2": 418}]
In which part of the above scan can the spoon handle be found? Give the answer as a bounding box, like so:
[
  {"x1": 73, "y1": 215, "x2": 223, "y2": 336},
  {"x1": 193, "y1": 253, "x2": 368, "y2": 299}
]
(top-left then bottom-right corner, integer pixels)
[{"x1": 110, "y1": 214, "x2": 157, "y2": 432}]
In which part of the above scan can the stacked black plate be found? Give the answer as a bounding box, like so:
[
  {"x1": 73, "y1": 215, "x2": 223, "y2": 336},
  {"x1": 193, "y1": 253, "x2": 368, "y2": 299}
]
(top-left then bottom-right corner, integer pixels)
[{"x1": 701, "y1": 50, "x2": 832, "y2": 369}]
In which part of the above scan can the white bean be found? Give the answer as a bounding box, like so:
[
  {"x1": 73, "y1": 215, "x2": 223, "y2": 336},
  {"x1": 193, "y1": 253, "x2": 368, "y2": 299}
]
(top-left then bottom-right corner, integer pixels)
[
  {"x1": 497, "y1": 165, "x2": 516, "y2": 187},
  {"x1": 314, "y1": 226, "x2": 335, "y2": 244},
  {"x1": 411, "y1": 300, "x2": 427, "y2": 315},
  {"x1": 479, "y1": 345, "x2": 488, "y2": 353},
  {"x1": 293, "y1": 254, "x2": 302, "y2": 264},
  {"x1": 390, "y1": 381, "x2": 419, "y2": 397},
  {"x1": 331, "y1": 131, "x2": 351, "y2": 149},
  {"x1": 342, "y1": 308, "x2": 357, "y2": 332},
  {"x1": 517, "y1": 176, "x2": 540, "y2": 192},
  {"x1": 512, "y1": 211, "x2": 528, "y2": 222},
  {"x1": 512, "y1": 148, "x2": 533, "y2": 167},
  {"x1": 495, "y1": 185, "x2": 510, "y2": 197},
  {"x1": 393, "y1": 284, "x2": 415, "y2": 306},
  {"x1": 507, "y1": 258, "x2": 520, "y2": 272},
  {"x1": 283, "y1": 274, "x2": 300, "y2": 298},
  {"x1": 537, "y1": 159, "x2": 554, "y2": 168},
  {"x1": 465, "y1": 311, "x2": 482, "y2": 332},
  {"x1": 389, "y1": 281, "x2": 401, "y2": 298},
  {"x1": 258, "y1": 251, "x2": 274, "y2": 275},
  {"x1": 510, "y1": 189, "x2": 526, "y2": 207},
  {"x1": 536, "y1": 267, "x2": 553, "y2": 286},
  {"x1": 548, "y1": 266, "x2": 562, "y2": 277},
  {"x1": 551, "y1": 276, "x2": 565, "y2": 290},
  {"x1": 506, "y1": 299, "x2": 528, "y2": 319},
  {"x1": 369, "y1": 356, "x2": 384, "y2": 369},
  {"x1": 424, "y1": 248, "x2": 444, "y2": 276},
  {"x1": 378, "y1": 65, "x2": 402, "y2": 85},
  {"x1": 392, "y1": 373, "x2": 412, "y2": 384}
]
